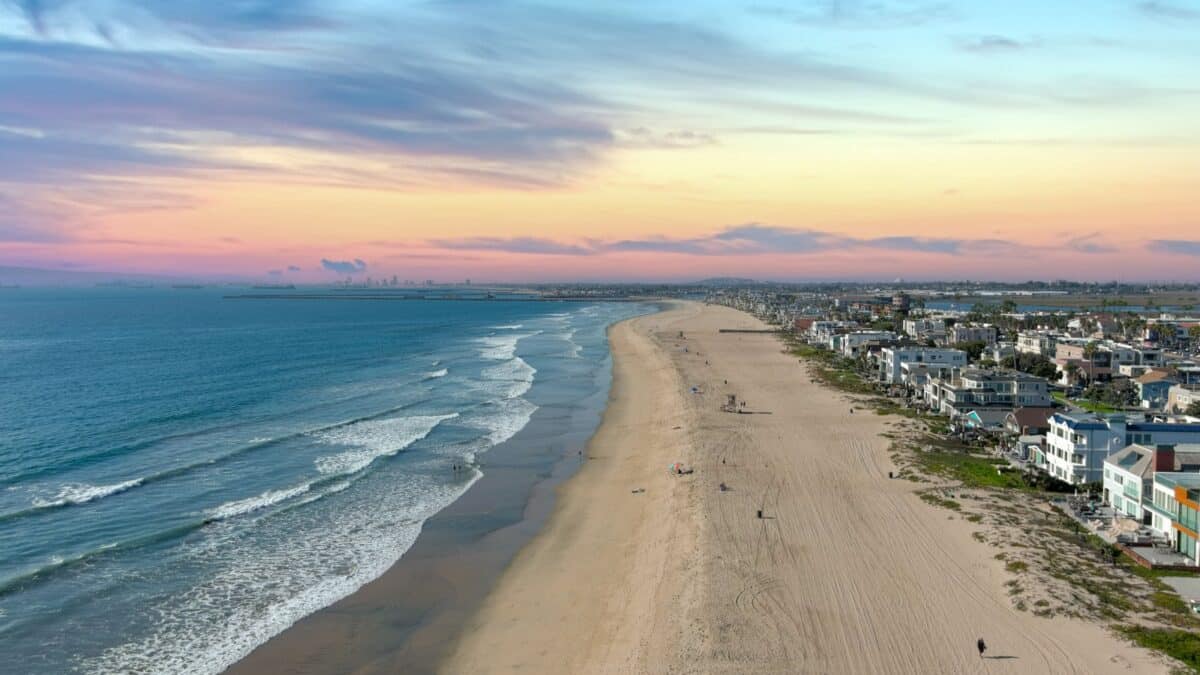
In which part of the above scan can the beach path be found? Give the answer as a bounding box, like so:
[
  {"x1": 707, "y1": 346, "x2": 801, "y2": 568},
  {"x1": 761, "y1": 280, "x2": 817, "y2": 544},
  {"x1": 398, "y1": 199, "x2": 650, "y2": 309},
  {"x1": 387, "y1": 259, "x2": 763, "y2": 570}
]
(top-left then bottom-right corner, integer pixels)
[{"x1": 444, "y1": 302, "x2": 1169, "y2": 674}]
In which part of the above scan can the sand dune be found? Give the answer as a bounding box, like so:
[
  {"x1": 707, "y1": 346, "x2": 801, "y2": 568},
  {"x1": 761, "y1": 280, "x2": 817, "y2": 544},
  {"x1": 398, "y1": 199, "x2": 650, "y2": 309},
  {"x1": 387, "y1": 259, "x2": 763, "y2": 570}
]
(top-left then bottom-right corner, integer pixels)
[{"x1": 444, "y1": 302, "x2": 1169, "y2": 674}]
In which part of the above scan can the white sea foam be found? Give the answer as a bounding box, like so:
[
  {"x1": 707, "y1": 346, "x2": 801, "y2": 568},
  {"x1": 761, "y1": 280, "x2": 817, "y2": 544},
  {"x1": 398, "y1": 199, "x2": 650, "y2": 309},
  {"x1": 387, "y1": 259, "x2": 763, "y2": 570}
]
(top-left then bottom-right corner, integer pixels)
[
  {"x1": 424, "y1": 368, "x2": 449, "y2": 380},
  {"x1": 481, "y1": 357, "x2": 537, "y2": 399},
  {"x1": 32, "y1": 478, "x2": 144, "y2": 509},
  {"x1": 80, "y1": 470, "x2": 484, "y2": 675},
  {"x1": 560, "y1": 329, "x2": 582, "y2": 358},
  {"x1": 476, "y1": 331, "x2": 539, "y2": 360},
  {"x1": 312, "y1": 414, "x2": 457, "y2": 476},
  {"x1": 479, "y1": 397, "x2": 539, "y2": 446},
  {"x1": 208, "y1": 484, "x2": 312, "y2": 520},
  {"x1": 493, "y1": 323, "x2": 523, "y2": 330}
]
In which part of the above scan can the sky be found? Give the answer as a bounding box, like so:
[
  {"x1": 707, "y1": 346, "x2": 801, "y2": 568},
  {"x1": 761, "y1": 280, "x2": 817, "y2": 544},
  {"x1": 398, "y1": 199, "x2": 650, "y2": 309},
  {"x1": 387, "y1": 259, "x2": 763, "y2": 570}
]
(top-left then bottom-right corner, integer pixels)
[{"x1": 1, "y1": 0, "x2": 1199, "y2": 282}]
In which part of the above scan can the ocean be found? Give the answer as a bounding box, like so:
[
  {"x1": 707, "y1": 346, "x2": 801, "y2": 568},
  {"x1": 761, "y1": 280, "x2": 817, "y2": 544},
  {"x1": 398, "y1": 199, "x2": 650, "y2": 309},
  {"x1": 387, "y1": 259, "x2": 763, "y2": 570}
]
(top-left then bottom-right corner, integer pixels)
[{"x1": 0, "y1": 288, "x2": 652, "y2": 674}]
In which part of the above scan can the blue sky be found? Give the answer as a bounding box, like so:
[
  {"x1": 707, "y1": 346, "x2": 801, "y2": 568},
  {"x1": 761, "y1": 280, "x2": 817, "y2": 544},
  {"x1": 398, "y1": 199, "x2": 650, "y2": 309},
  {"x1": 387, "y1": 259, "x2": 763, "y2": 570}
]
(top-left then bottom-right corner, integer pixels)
[{"x1": 2, "y1": 0, "x2": 1199, "y2": 280}]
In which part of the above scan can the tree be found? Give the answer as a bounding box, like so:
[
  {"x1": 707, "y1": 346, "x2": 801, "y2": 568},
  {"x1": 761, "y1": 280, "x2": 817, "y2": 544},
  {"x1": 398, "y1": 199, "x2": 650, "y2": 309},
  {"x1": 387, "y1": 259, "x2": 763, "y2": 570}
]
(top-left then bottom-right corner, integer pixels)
[
  {"x1": 1190, "y1": 324, "x2": 1200, "y2": 346},
  {"x1": 954, "y1": 341, "x2": 987, "y2": 361},
  {"x1": 1065, "y1": 362, "x2": 1080, "y2": 386}
]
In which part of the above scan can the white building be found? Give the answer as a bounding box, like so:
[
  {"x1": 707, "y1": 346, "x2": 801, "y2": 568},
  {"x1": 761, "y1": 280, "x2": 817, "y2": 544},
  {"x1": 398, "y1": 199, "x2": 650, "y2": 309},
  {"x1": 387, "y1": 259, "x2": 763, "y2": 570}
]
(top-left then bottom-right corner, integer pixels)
[
  {"x1": 949, "y1": 324, "x2": 998, "y2": 345},
  {"x1": 1046, "y1": 413, "x2": 1200, "y2": 485},
  {"x1": 879, "y1": 347, "x2": 967, "y2": 385},
  {"x1": 1103, "y1": 444, "x2": 1200, "y2": 524},
  {"x1": 1016, "y1": 331, "x2": 1059, "y2": 357},
  {"x1": 830, "y1": 331, "x2": 896, "y2": 357},
  {"x1": 923, "y1": 368, "x2": 1051, "y2": 419},
  {"x1": 902, "y1": 318, "x2": 947, "y2": 342}
]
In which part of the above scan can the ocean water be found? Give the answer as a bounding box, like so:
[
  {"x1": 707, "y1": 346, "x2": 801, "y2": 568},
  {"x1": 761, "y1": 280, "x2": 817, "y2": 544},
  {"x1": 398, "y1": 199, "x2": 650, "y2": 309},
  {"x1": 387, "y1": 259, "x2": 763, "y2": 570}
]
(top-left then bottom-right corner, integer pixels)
[{"x1": 0, "y1": 288, "x2": 650, "y2": 674}]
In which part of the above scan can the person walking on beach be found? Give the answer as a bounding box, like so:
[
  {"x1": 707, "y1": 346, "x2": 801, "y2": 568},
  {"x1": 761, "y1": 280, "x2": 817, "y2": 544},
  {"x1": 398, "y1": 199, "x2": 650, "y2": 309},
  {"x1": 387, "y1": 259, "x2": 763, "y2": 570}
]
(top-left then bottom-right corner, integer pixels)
[{"x1": 977, "y1": 637, "x2": 987, "y2": 658}]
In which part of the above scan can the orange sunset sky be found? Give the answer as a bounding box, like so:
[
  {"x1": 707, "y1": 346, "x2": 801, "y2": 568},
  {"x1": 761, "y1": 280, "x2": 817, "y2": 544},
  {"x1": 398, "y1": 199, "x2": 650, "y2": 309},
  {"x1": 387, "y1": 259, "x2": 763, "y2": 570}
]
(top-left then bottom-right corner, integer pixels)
[{"x1": 2, "y1": 1, "x2": 1199, "y2": 281}]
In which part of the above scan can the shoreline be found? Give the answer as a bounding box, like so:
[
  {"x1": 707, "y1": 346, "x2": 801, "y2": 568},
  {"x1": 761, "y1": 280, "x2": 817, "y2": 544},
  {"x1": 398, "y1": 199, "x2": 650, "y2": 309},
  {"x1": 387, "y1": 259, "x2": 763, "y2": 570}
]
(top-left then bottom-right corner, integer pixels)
[
  {"x1": 441, "y1": 301, "x2": 698, "y2": 673},
  {"x1": 223, "y1": 302, "x2": 664, "y2": 674},
  {"x1": 444, "y1": 302, "x2": 1171, "y2": 673}
]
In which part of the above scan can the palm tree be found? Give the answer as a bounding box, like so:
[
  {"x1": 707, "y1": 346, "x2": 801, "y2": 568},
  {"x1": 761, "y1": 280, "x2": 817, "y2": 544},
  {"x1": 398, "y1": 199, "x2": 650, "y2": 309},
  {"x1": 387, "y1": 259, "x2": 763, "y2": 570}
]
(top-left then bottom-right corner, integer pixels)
[
  {"x1": 1064, "y1": 362, "x2": 1080, "y2": 387},
  {"x1": 1082, "y1": 341, "x2": 1100, "y2": 380}
]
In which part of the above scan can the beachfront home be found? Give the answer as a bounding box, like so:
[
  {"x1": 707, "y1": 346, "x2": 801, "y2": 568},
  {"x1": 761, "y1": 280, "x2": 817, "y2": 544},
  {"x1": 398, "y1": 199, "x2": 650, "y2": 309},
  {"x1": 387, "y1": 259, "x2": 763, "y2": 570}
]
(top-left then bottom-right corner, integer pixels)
[
  {"x1": 831, "y1": 330, "x2": 896, "y2": 358},
  {"x1": 922, "y1": 368, "x2": 1051, "y2": 421},
  {"x1": 808, "y1": 320, "x2": 858, "y2": 345},
  {"x1": 1148, "y1": 473, "x2": 1200, "y2": 564},
  {"x1": 1005, "y1": 407, "x2": 1054, "y2": 436},
  {"x1": 1103, "y1": 444, "x2": 1200, "y2": 523},
  {"x1": 1045, "y1": 413, "x2": 1200, "y2": 485},
  {"x1": 879, "y1": 347, "x2": 967, "y2": 385}
]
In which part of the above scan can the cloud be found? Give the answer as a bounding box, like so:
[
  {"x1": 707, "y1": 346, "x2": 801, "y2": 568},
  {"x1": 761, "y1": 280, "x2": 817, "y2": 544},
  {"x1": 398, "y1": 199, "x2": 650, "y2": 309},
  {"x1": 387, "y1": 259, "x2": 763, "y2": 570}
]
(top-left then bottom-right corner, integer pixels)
[
  {"x1": 1148, "y1": 240, "x2": 1200, "y2": 256},
  {"x1": 431, "y1": 224, "x2": 1027, "y2": 258},
  {"x1": 1138, "y1": 1, "x2": 1200, "y2": 20},
  {"x1": 320, "y1": 258, "x2": 367, "y2": 274},
  {"x1": 287, "y1": 265, "x2": 301, "y2": 272},
  {"x1": 1066, "y1": 233, "x2": 1117, "y2": 254},
  {"x1": 753, "y1": 1, "x2": 952, "y2": 29},
  {"x1": 617, "y1": 128, "x2": 717, "y2": 149},
  {"x1": 430, "y1": 237, "x2": 595, "y2": 256},
  {"x1": 957, "y1": 35, "x2": 1038, "y2": 53}
]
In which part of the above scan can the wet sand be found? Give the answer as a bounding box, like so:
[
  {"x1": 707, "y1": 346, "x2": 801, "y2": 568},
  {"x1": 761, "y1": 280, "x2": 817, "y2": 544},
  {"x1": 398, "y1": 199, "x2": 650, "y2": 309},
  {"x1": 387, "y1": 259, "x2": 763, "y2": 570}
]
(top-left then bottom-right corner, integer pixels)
[{"x1": 444, "y1": 302, "x2": 1170, "y2": 674}]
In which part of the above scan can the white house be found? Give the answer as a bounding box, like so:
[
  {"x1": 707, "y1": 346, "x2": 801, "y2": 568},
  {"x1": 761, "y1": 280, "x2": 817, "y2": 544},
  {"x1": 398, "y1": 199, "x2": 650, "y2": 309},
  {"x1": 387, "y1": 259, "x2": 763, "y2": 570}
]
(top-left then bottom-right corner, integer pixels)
[
  {"x1": 1103, "y1": 444, "x2": 1200, "y2": 524},
  {"x1": 949, "y1": 324, "x2": 998, "y2": 345},
  {"x1": 879, "y1": 347, "x2": 967, "y2": 385},
  {"x1": 923, "y1": 368, "x2": 1051, "y2": 419},
  {"x1": 1017, "y1": 331, "x2": 1059, "y2": 357},
  {"x1": 1046, "y1": 413, "x2": 1200, "y2": 485},
  {"x1": 831, "y1": 331, "x2": 896, "y2": 357}
]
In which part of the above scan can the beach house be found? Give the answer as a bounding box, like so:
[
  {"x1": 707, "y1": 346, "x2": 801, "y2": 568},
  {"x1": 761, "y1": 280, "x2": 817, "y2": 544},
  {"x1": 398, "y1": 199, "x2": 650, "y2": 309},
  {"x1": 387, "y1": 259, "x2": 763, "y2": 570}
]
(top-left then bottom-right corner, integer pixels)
[
  {"x1": 1045, "y1": 413, "x2": 1200, "y2": 485},
  {"x1": 1148, "y1": 473, "x2": 1200, "y2": 564},
  {"x1": 878, "y1": 347, "x2": 967, "y2": 385},
  {"x1": 922, "y1": 368, "x2": 1051, "y2": 425},
  {"x1": 1103, "y1": 444, "x2": 1200, "y2": 524}
]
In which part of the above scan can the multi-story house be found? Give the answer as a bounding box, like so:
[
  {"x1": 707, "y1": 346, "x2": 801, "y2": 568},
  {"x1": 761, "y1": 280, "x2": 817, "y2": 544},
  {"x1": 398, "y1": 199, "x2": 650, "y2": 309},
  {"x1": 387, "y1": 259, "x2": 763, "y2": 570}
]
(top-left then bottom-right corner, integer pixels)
[
  {"x1": 902, "y1": 318, "x2": 947, "y2": 342},
  {"x1": 1149, "y1": 472, "x2": 1200, "y2": 564},
  {"x1": 1103, "y1": 444, "x2": 1200, "y2": 524},
  {"x1": 1016, "y1": 331, "x2": 1059, "y2": 357},
  {"x1": 878, "y1": 347, "x2": 967, "y2": 385},
  {"x1": 948, "y1": 324, "x2": 998, "y2": 345},
  {"x1": 923, "y1": 368, "x2": 1051, "y2": 421},
  {"x1": 1054, "y1": 340, "x2": 1113, "y2": 384},
  {"x1": 1045, "y1": 413, "x2": 1200, "y2": 485},
  {"x1": 830, "y1": 331, "x2": 896, "y2": 358}
]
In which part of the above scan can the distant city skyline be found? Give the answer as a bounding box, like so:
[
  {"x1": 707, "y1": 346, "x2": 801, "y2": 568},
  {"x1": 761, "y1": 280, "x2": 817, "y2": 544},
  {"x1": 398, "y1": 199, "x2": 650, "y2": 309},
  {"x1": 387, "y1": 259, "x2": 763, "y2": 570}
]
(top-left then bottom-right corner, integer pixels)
[{"x1": 2, "y1": 1, "x2": 1200, "y2": 281}]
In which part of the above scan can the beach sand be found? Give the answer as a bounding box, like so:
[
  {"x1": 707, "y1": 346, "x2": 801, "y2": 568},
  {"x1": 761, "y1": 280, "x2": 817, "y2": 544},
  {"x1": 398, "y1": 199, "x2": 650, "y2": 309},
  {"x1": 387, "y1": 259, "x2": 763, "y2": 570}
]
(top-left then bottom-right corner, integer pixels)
[{"x1": 443, "y1": 302, "x2": 1170, "y2": 674}]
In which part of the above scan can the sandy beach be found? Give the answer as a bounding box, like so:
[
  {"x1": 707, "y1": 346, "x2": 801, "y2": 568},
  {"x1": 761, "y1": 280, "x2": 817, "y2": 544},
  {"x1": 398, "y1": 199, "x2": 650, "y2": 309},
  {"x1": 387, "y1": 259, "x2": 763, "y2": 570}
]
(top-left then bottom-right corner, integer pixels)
[{"x1": 444, "y1": 302, "x2": 1170, "y2": 674}]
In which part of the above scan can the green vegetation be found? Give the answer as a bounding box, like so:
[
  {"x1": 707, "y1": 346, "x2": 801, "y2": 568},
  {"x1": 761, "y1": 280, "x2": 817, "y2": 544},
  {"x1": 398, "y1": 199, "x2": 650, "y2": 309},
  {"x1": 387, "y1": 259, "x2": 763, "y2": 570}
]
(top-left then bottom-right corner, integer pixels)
[
  {"x1": 784, "y1": 339, "x2": 878, "y2": 396},
  {"x1": 1118, "y1": 626, "x2": 1200, "y2": 671},
  {"x1": 952, "y1": 340, "x2": 987, "y2": 360},
  {"x1": 912, "y1": 449, "x2": 1030, "y2": 489},
  {"x1": 1083, "y1": 380, "x2": 1138, "y2": 410},
  {"x1": 1005, "y1": 560, "x2": 1028, "y2": 573},
  {"x1": 919, "y1": 492, "x2": 961, "y2": 511},
  {"x1": 1052, "y1": 391, "x2": 1121, "y2": 414},
  {"x1": 1001, "y1": 352, "x2": 1058, "y2": 379}
]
